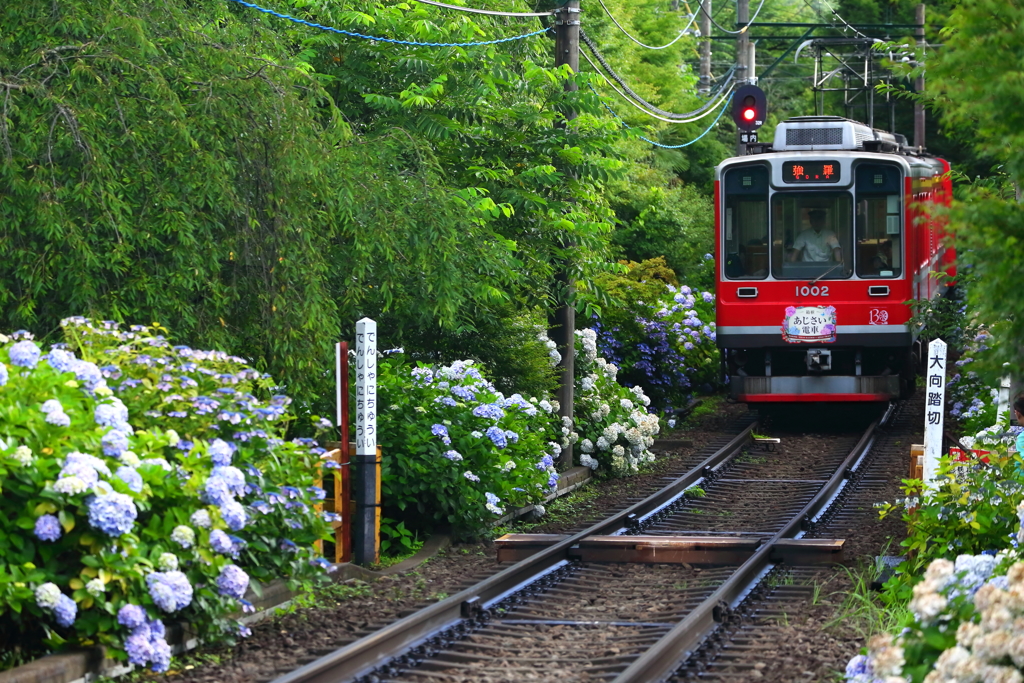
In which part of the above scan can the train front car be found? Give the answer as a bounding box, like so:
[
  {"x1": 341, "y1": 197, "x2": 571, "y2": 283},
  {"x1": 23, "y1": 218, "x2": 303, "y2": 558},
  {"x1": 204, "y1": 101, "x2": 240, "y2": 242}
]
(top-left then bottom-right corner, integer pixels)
[{"x1": 715, "y1": 116, "x2": 953, "y2": 404}]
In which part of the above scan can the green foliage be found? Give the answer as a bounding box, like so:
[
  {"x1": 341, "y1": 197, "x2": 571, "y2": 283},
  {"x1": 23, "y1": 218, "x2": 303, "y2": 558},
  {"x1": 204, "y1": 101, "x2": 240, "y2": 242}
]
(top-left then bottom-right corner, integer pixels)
[
  {"x1": 0, "y1": 319, "x2": 331, "y2": 669},
  {"x1": 375, "y1": 355, "x2": 560, "y2": 535},
  {"x1": 878, "y1": 451, "x2": 1024, "y2": 603}
]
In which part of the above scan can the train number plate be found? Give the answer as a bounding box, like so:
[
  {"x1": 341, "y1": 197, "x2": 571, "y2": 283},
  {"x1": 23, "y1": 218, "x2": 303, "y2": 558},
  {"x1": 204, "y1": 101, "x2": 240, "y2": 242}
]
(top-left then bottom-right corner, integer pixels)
[{"x1": 782, "y1": 305, "x2": 837, "y2": 344}]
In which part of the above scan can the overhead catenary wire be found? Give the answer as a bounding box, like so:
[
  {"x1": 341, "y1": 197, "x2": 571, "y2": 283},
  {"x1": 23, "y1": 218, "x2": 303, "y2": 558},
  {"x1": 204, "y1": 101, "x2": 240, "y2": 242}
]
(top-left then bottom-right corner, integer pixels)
[
  {"x1": 818, "y1": 0, "x2": 873, "y2": 39},
  {"x1": 591, "y1": 83, "x2": 734, "y2": 148},
  {"x1": 581, "y1": 48, "x2": 734, "y2": 124},
  {"x1": 225, "y1": 0, "x2": 551, "y2": 47},
  {"x1": 697, "y1": 0, "x2": 767, "y2": 34},
  {"x1": 581, "y1": 29, "x2": 735, "y2": 120},
  {"x1": 409, "y1": 0, "x2": 555, "y2": 18},
  {"x1": 594, "y1": 0, "x2": 697, "y2": 50}
]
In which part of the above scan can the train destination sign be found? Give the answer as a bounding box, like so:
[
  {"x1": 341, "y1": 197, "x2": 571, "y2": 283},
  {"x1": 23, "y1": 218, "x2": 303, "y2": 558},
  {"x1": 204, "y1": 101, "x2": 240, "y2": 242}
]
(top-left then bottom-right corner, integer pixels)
[
  {"x1": 782, "y1": 160, "x2": 841, "y2": 183},
  {"x1": 782, "y1": 305, "x2": 837, "y2": 344}
]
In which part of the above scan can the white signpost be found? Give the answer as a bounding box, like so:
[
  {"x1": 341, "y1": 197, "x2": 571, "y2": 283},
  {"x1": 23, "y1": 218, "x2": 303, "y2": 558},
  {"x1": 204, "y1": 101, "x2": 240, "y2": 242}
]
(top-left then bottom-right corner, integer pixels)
[
  {"x1": 355, "y1": 318, "x2": 377, "y2": 455},
  {"x1": 923, "y1": 338, "x2": 948, "y2": 487},
  {"x1": 353, "y1": 318, "x2": 378, "y2": 564}
]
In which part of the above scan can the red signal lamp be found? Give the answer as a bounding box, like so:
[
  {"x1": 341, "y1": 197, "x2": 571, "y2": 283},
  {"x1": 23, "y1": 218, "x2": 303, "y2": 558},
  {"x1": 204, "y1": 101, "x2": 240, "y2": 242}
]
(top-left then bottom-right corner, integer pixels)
[{"x1": 742, "y1": 107, "x2": 756, "y2": 122}]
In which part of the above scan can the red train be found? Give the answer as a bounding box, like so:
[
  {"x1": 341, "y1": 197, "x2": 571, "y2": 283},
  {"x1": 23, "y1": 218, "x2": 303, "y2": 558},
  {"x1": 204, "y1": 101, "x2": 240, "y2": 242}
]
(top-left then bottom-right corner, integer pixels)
[{"x1": 714, "y1": 116, "x2": 954, "y2": 403}]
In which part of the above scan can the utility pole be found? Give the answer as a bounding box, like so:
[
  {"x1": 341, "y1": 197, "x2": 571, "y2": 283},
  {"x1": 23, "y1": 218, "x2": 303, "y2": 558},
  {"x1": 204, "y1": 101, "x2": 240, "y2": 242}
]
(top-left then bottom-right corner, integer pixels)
[
  {"x1": 736, "y1": 0, "x2": 750, "y2": 156},
  {"x1": 551, "y1": 0, "x2": 580, "y2": 468},
  {"x1": 913, "y1": 3, "x2": 926, "y2": 151},
  {"x1": 698, "y1": 0, "x2": 712, "y2": 95}
]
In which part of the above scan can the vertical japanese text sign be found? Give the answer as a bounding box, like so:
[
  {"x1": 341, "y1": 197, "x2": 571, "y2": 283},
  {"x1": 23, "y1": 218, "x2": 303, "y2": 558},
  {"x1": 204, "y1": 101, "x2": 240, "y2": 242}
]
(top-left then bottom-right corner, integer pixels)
[
  {"x1": 355, "y1": 318, "x2": 377, "y2": 456},
  {"x1": 923, "y1": 338, "x2": 948, "y2": 487}
]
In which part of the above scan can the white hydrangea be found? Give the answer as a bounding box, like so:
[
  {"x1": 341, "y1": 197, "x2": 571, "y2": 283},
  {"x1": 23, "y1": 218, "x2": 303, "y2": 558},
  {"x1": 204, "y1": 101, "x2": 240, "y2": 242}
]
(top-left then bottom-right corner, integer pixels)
[
  {"x1": 539, "y1": 400, "x2": 553, "y2": 414},
  {"x1": 120, "y1": 451, "x2": 141, "y2": 466},
  {"x1": 580, "y1": 438, "x2": 594, "y2": 453},
  {"x1": 612, "y1": 444, "x2": 625, "y2": 457},
  {"x1": 596, "y1": 436, "x2": 610, "y2": 451},
  {"x1": 548, "y1": 442, "x2": 562, "y2": 456},
  {"x1": 502, "y1": 460, "x2": 516, "y2": 472},
  {"x1": 600, "y1": 403, "x2": 611, "y2": 418},
  {"x1": 580, "y1": 453, "x2": 598, "y2": 470},
  {"x1": 620, "y1": 398, "x2": 634, "y2": 411},
  {"x1": 12, "y1": 445, "x2": 33, "y2": 466},
  {"x1": 581, "y1": 375, "x2": 597, "y2": 393}
]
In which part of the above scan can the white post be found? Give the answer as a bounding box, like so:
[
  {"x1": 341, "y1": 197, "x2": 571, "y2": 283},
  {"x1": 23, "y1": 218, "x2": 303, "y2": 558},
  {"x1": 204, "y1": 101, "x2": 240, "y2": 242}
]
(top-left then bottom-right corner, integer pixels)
[
  {"x1": 336, "y1": 342, "x2": 343, "y2": 429},
  {"x1": 998, "y1": 376, "x2": 1012, "y2": 424},
  {"x1": 923, "y1": 338, "x2": 948, "y2": 487},
  {"x1": 355, "y1": 318, "x2": 377, "y2": 455}
]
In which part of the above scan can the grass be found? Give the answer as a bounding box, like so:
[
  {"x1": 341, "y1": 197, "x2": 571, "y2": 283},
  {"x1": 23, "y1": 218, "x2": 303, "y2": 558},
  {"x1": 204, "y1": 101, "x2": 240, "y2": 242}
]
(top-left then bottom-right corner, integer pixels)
[
  {"x1": 675, "y1": 395, "x2": 726, "y2": 431},
  {"x1": 824, "y1": 562, "x2": 910, "y2": 641},
  {"x1": 370, "y1": 538, "x2": 426, "y2": 570},
  {"x1": 737, "y1": 453, "x2": 768, "y2": 465},
  {"x1": 493, "y1": 484, "x2": 604, "y2": 536}
]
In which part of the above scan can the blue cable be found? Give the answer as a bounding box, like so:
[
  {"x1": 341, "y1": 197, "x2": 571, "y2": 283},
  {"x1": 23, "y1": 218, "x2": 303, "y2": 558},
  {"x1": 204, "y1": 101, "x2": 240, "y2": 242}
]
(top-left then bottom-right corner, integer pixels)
[
  {"x1": 226, "y1": 0, "x2": 552, "y2": 47},
  {"x1": 593, "y1": 86, "x2": 733, "y2": 148}
]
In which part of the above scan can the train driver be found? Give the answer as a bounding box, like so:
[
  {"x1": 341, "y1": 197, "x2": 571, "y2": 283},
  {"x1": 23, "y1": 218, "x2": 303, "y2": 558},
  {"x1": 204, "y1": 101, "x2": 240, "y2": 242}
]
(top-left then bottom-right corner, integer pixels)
[{"x1": 788, "y1": 209, "x2": 842, "y2": 263}]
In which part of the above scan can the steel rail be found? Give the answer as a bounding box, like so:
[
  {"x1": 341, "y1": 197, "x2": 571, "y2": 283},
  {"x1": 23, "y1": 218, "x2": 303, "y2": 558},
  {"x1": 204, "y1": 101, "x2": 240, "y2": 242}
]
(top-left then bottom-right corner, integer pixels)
[
  {"x1": 612, "y1": 415, "x2": 884, "y2": 683},
  {"x1": 271, "y1": 423, "x2": 757, "y2": 683}
]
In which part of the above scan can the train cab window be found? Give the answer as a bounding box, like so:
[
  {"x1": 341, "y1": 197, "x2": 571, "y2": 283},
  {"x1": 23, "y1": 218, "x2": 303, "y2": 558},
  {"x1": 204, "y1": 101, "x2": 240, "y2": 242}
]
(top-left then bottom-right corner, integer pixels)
[
  {"x1": 770, "y1": 192, "x2": 853, "y2": 280},
  {"x1": 722, "y1": 165, "x2": 769, "y2": 279},
  {"x1": 855, "y1": 164, "x2": 903, "y2": 278}
]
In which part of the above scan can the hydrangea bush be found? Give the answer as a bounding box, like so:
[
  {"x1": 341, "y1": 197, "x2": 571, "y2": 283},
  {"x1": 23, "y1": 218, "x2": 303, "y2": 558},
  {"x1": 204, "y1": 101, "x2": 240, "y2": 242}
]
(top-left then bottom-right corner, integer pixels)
[
  {"x1": 878, "y1": 447, "x2": 1024, "y2": 602},
  {"x1": 574, "y1": 329, "x2": 661, "y2": 476},
  {"x1": 0, "y1": 320, "x2": 332, "y2": 671},
  {"x1": 845, "y1": 551, "x2": 1024, "y2": 683},
  {"x1": 591, "y1": 258, "x2": 719, "y2": 412},
  {"x1": 376, "y1": 356, "x2": 562, "y2": 533}
]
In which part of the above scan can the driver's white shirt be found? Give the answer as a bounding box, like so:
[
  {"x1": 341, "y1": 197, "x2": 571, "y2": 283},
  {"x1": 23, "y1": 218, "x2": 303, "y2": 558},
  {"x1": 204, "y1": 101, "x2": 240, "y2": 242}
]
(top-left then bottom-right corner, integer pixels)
[{"x1": 792, "y1": 228, "x2": 840, "y2": 262}]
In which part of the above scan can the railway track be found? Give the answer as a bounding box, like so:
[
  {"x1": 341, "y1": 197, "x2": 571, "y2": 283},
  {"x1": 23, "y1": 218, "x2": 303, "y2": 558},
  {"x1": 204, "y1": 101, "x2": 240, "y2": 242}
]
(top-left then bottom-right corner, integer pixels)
[{"x1": 272, "y1": 405, "x2": 894, "y2": 683}]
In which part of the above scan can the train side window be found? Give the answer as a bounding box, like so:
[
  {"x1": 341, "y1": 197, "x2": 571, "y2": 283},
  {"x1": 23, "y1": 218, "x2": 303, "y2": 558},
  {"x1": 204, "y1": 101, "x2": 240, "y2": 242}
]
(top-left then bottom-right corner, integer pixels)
[
  {"x1": 723, "y1": 165, "x2": 769, "y2": 279},
  {"x1": 855, "y1": 164, "x2": 903, "y2": 279}
]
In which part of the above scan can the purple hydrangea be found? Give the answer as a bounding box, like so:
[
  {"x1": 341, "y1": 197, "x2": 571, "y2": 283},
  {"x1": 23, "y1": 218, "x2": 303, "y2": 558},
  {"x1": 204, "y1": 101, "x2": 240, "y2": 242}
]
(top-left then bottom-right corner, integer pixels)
[
  {"x1": 9, "y1": 340, "x2": 41, "y2": 368},
  {"x1": 118, "y1": 604, "x2": 148, "y2": 629},
  {"x1": 34, "y1": 514, "x2": 62, "y2": 542},
  {"x1": 484, "y1": 426, "x2": 507, "y2": 449},
  {"x1": 124, "y1": 629, "x2": 153, "y2": 666},
  {"x1": 102, "y1": 429, "x2": 130, "y2": 457},
  {"x1": 86, "y1": 492, "x2": 138, "y2": 536},
  {"x1": 146, "y1": 571, "x2": 193, "y2": 613},
  {"x1": 216, "y1": 564, "x2": 250, "y2": 600},
  {"x1": 207, "y1": 439, "x2": 234, "y2": 466}
]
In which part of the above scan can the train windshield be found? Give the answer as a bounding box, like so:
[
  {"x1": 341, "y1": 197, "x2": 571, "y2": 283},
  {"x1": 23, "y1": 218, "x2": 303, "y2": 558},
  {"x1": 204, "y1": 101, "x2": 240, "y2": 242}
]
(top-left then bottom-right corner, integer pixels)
[{"x1": 771, "y1": 192, "x2": 853, "y2": 280}]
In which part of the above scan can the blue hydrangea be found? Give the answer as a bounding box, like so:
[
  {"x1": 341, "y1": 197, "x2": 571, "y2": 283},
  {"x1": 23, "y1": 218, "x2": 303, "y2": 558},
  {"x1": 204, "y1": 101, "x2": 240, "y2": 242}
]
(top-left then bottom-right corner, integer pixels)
[
  {"x1": 54, "y1": 594, "x2": 77, "y2": 628},
  {"x1": 484, "y1": 426, "x2": 507, "y2": 449},
  {"x1": 45, "y1": 410, "x2": 71, "y2": 427},
  {"x1": 463, "y1": 471, "x2": 480, "y2": 483},
  {"x1": 170, "y1": 525, "x2": 195, "y2": 548},
  {"x1": 41, "y1": 399, "x2": 63, "y2": 415},
  {"x1": 211, "y1": 465, "x2": 246, "y2": 497},
  {"x1": 207, "y1": 439, "x2": 234, "y2": 466},
  {"x1": 9, "y1": 340, "x2": 41, "y2": 368},
  {"x1": 434, "y1": 396, "x2": 458, "y2": 407},
  {"x1": 125, "y1": 630, "x2": 153, "y2": 666},
  {"x1": 94, "y1": 399, "x2": 130, "y2": 429},
  {"x1": 87, "y1": 492, "x2": 138, "y2": 536},
  {"x1": 102, "y1": 429, "x2": 130, "y2": 457},
  {"x1": 845, "y1": 654, "x2": 871, "y2": 677},
  {"x1": 504, "y1": 429, "x2": 519, "y2": 444},
  {"x1": 146, "y1": 570, "x2": 193, "y2": 613},
  {"x1": 472, "y1": 403, "x2": 505, "y2": 421},
  {"x1": 34, "y1": 514, "x2": 62, "y2": 542},
  {"x1": 0, "y1": 362, "x2": 7, "y2": 386},
  {"x1": 451, "y1": 385, "x2": 476, "y2": 401},
  {"x1": 536, "y1": 454, "x2": 554, "y2": 470},
  {"x1": 442, "y1": 450, "x2": 463, "y2": 461},
  {"x1": 118, "y1": 604, "x2": 148, "y2": 629},
  {"x1": 216, "y1": 564, "x2": 250, "y2": 600},
  {"x1": 116, "y1": 465, "x2": 143, "y2": 493},
  {"x1": 71, "y1": 359, "x2": 105, "y2": 391},
  {"x1": 46, "y1": 348, "x2": 76, "y2": 373},
  {"x1": 220, "y1": 499, "x2": 247, "y2": 531},
  {"x1": 430, "y1": 423, "x2": 451, "y2": 445},
  {"x1": 204, "y1": 476, "x2": 233, "y2": 506},
  {"x1": 548, "y1": 472, "x2": 559, "y2": 488},
  {"x1": 209, "y1": 529, "x2": 235, "y2": 555}
]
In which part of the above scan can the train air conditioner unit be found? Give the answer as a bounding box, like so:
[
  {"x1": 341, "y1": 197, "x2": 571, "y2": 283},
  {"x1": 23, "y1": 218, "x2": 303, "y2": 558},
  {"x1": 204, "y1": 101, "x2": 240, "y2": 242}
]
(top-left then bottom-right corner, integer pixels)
[{"x1": 773, "y1": 116, "x2": 904, "y2": 152}]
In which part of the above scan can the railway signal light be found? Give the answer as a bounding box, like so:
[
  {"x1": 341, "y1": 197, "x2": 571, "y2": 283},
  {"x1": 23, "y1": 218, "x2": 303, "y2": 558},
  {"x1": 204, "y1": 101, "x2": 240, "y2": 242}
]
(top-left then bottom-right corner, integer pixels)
[{"x1": 732, "y1": 84, "x2": 767, "y2": 132}]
